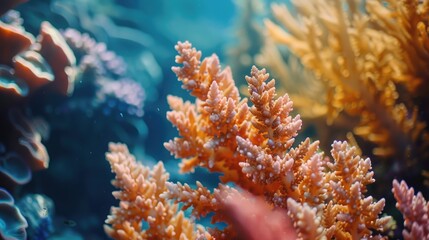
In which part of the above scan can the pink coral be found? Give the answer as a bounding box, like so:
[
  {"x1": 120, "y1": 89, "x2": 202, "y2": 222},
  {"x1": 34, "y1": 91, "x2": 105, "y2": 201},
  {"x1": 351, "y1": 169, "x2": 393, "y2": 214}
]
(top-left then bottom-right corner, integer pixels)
[
  {"x1": 220, "y1": 189, "x2": 296, "y2": 240},
  {"x1": 392, "y1": 179, "x2": 429, "y2": 240}
]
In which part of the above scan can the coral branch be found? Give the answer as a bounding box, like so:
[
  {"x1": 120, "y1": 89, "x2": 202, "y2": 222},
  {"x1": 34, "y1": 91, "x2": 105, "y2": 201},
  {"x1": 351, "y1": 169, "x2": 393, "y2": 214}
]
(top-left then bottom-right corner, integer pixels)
[
  {"x1": 392, "y1": 179, "x2": 429, "y2": 240},
  {"x1": 104, "y1": 143, "x2": 204, "y2": 240}
]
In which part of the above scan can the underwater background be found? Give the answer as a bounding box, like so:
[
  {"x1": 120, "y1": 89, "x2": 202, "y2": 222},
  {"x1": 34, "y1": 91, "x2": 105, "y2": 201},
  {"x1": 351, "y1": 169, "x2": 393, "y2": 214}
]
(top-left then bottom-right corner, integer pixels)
[{"x1": 1, "y1": 0, "x2": 429, "y2": 239}]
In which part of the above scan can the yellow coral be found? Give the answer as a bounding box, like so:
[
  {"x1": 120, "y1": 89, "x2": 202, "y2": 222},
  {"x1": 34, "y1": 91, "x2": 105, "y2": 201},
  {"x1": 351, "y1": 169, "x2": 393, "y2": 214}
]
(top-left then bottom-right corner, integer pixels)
[{"x1": 264, "y1": 0, "x2": 429, "y2": 170}]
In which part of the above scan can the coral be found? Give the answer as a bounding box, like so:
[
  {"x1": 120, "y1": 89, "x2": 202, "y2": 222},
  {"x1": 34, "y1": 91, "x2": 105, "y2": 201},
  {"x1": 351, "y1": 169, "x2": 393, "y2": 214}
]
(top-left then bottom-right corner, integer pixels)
[
  {"x1": 256, "y1": 40, "x2": 326, "y2": 120},
  {"x1": 104, "y1": 143, "x2": 206, "y2": 240},
  {"x1": 255, "y1": 38, "x2": 356, "y2": 154},
  {"x1": 0, "y1": 5, "x2": 78, "y2": 238},
  {"x1": 0, "y1": 188, "x2": 27, "y2": 240},
  {"x1": 106, "y1": 41, "x2": 392, "y2": 239},
  {"x1": 61, "y1": 28, "x2": 145, "y2": 118},
  {"x1": 104, "y1": 143, "x2": 295, "y2": 240},
  {"x1": 219, "y1": 189, "x2": 297, "y2": 240},
  {"x1": 392, "y1": 179, "x2": 429, "y2": 240},
  {"x1": 0, "y1": 9, "x2": 76, "y2": 108},
  {"x1": 1, "y1": 2, "x2": 152, "y2": 238},
  {"x1": 366, "y1": 0, "x2": 429, "y2": 95},
  {"x1": 166, "y1": 41, "x2": 392, "y2": 238},
  {"x1": 19, "y1": 0, "x2": 163, "y2": 101},
  {"x1": 0, "y1": 7, "x2": 75, "y2": 190},
  {"x1": 233, "y1": 0, "x2": 328, "y2": 123},
  {"x1": 264, "y1": 0, "x2": 429, "y2": 177},
  {"x1": 0, "y1": 3, "x2": 149, "y2": 239},
  {"x1": 285, "y1": 141, "x2": 390, "y2": 239},
  {"x1": 0, "y1": 19, "x2": 76, "y2": 99},
  {"x1": 16, "y1": 194, "x2": 54, "y2": 240},
  {"x1": 0, "y1": 108, "x2": 49, "y2": 190},
  {"x1": 0, "y1": 149, "x2": 31, "y2": 187},
  {"x1": 0, "y1": 15, "x2": 67, "y2": 188}
]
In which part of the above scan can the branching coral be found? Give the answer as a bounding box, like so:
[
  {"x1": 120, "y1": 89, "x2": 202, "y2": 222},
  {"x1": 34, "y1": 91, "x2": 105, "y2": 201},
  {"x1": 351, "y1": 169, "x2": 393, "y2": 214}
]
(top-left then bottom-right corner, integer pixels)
[
  {"x1": 106, "y1": 41, "x2": 392, "y2": 239},
  {"x1": 392, "y1": 179, "x2": 429, "y2": 239},
  {"x1": 104, "y1": 143, "x2": 207, "y2": 240},
  {"x1": 264, "y1": 0, "x2": 429, "y2": 176},
  {"x1": 166, "y1": 41, "x2": 393, "y2": 238},
  {"x1": 256, "y1": 40, "x2": 327, "y2": 120},
  {"x1": 366, "y1": 0, "x2": 429, "y2": 95},
  {"x1": 255, "y1": 37, "x2": 360, "y2": 153}
]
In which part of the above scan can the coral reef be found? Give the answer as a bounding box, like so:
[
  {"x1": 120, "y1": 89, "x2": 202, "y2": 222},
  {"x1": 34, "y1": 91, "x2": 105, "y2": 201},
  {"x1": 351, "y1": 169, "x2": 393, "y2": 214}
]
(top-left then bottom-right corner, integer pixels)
[
  {"x1": 1, "y1": 2, "x2": 149, "y2": 238},
  {"x1": 0, "y1": 3, "x2": 79, "y2": 237},
  {"x1": 16, "y1": 0, "x2": 165, "y2": 102},
  {"x1": 0, "y1": 4, "x2": 75, "y2": 191},
  {"x1": 106, "y1": 41, "x2": 393, "y2": 239},
  {"x1": 2, "y1": 0, "x2": 428, "y2": 239}
]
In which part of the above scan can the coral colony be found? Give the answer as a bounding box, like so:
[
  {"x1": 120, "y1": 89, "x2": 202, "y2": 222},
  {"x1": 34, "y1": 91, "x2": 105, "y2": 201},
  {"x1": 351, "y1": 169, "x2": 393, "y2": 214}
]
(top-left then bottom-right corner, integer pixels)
[{"x1": 1, "y1": 0, "x2": 429, "y2": 240}]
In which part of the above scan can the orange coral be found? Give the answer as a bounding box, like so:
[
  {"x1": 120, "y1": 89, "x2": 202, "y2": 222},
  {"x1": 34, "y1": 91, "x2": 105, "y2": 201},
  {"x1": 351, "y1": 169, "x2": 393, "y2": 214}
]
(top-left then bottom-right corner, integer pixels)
[
  {"x1": 0, "y1": 19, "x2": 76, "y2": 102},
  {"x1": 162, "y1": 41, "x2": 392, "y2": 238},
  {"x1": 165, "y1": 41, "x2": 259, "y2": 191},
  {"x1": 0, "y1": 21, "x2": 33, "y2": 67},
  {"x1": 104, "y1": 143, "x2": 206, "y2": 240},
  {"x1": 105, "y1": 41, "x2": 393, "y2": 239}
]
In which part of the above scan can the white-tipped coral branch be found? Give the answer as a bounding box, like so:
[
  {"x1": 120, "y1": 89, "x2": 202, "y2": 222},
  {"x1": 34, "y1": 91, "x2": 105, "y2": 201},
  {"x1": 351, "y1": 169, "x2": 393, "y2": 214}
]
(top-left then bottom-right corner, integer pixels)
[{"x1": 104, "y1": 143, "x2": 205, "y2": 240}]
